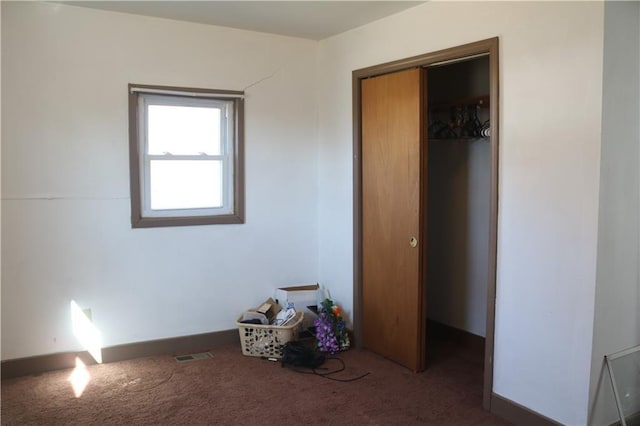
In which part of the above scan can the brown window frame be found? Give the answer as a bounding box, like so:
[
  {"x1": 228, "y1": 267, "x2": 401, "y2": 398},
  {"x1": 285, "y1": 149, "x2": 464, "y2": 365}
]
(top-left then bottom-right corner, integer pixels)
[{"x1": 128, "y1": 84, "x2": 245, "y2": 228}]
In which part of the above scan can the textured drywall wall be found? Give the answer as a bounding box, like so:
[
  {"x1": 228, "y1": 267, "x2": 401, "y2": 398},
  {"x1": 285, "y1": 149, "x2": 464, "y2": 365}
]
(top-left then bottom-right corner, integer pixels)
[
  {"x1": 317, "y1": 2, "x2": 604, "y2": 424},
  {"x1": 1, "y1": 2, "x2": 319, "y2": 359},
  {"x1": 589, "y1": 2, "x2": 640, "y2": 424}
]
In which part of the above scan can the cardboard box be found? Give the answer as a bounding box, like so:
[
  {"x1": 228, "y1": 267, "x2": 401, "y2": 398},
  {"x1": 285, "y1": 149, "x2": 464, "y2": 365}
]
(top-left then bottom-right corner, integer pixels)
[
  {"x1": 240, "y1": 297, "x2": 280, "y2": 324},
  {"x1": 274, "y1": 284, "x2": 319, "y2": 329}
]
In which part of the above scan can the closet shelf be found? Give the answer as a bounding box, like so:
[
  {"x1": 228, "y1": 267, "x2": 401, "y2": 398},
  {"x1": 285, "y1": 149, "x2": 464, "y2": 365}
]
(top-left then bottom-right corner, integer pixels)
[{"x1": 429, "y1": 95, "x2": 490, "y2": 113}]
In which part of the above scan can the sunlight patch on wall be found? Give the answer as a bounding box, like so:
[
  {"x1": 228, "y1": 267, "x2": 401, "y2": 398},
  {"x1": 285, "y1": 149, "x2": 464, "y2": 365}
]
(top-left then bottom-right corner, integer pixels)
[
  {"x1": 70, "y1": 300, "x2": 102, "y2": 364},
  {"x1": 68, "y1": 357, "x2": 90, "y2": 398}
]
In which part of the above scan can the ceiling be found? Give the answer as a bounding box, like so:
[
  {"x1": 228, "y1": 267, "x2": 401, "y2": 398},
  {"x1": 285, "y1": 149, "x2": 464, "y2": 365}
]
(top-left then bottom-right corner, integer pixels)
[{"x1": 60, "y1": 1, "x2": 425, "y2": 41}]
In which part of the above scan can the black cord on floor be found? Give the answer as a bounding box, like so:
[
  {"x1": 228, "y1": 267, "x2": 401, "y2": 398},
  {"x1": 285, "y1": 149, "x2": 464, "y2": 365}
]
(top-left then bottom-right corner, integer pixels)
[{"x1": 284, "y1": 356, "x2": 370, "y2": 382}]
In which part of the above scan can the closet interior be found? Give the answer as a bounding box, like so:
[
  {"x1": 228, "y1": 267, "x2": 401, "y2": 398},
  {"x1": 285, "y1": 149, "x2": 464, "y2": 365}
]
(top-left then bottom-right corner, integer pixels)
[{"x1": 424, "y1": 56, "x2": 491, "y2": 369}]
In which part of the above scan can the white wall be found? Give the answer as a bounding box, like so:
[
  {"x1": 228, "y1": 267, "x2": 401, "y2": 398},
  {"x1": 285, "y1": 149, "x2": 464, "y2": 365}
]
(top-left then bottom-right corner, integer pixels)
[
  {"x1": 0, "y1": 1, "x2": 3, "y2": 361},
  {"x1": 1, "y1": 2, "x2": 319, "y2": 360},
  {"x1": 427, "y1": 139, "x2": 490, "y2": 338},
  {"x1": 317, "y1": 2, "x2": 604, "y2": 424},
  {"x1": 589, "y1": 2, "x2": 640, "y2": 425}
]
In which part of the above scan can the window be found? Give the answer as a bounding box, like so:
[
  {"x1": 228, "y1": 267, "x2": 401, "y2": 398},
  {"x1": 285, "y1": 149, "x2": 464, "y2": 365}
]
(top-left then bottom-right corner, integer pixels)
[{"x1": 128, "y1": 84, "x2": 244, "y2": 227}]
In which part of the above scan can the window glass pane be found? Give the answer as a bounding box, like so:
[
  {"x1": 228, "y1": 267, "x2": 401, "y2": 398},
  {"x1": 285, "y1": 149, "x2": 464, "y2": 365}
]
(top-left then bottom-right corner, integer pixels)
[
  {"x1": 150, "y1": 160, "x2": 223, "y2": 210},
  {"x1": 148, "y1": 105, "x2": 221, "y2": 155}
]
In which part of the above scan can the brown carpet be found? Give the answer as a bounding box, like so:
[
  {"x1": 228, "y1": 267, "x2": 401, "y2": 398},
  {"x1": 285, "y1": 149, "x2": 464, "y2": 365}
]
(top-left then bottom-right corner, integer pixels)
[{"x1": 2, "y1": 340, "x2": 511, "y2": 425}]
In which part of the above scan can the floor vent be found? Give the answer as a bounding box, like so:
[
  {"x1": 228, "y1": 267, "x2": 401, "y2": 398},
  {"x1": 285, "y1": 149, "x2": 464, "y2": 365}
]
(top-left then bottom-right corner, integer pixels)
[{"x1": 174, "y1": 352, "x2": 213, "y2": 363}]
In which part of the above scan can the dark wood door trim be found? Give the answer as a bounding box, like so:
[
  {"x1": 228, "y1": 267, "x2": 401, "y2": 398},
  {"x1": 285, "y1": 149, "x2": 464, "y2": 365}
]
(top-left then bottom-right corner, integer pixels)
[{"x1": 352, "y1": 37, "x2": 500, "y2": 411}]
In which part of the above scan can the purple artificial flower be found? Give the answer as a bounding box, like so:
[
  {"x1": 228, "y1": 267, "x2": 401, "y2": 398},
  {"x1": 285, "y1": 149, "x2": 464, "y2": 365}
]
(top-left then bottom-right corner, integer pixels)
[{"x1": 314, "y1": 312, "x2": 340, "y2": 354}]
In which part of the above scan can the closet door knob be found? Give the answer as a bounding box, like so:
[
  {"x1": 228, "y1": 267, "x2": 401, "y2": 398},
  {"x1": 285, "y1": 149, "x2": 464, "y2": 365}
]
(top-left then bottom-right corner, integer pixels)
[{"x1": 409, "y1": 237, "x2": 418, "y2": 248}]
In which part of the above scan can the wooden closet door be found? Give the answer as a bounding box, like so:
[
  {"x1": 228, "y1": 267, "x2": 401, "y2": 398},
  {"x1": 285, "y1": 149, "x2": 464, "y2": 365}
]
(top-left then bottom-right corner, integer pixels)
[{"x1": 361, "y1": 68, "x2": 426, "y2": 371}]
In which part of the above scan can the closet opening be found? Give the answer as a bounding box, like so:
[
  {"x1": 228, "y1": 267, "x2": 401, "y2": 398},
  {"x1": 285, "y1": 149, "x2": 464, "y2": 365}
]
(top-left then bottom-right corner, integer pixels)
[
  {"x1": 352, "y1": 37, "x2": 499, "y2": 410},
  {"x1": 424, "y1": 56, "x2": 491, "y2": 386}
]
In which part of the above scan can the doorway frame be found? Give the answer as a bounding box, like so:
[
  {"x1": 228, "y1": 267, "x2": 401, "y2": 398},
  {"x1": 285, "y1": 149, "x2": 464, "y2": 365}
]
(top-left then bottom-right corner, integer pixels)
[{"x1": 352, "y1": 37, "x2": 499, "y2": 410}]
